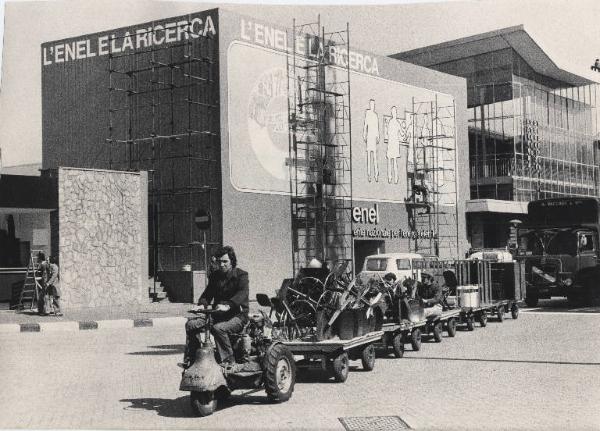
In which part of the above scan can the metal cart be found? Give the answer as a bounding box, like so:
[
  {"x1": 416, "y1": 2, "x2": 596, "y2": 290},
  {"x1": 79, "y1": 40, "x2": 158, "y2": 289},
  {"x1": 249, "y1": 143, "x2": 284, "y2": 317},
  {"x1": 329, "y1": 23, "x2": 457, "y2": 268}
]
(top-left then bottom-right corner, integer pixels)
[{"x1": 281, "y1": 331, "x2": 384, "y2": 383}]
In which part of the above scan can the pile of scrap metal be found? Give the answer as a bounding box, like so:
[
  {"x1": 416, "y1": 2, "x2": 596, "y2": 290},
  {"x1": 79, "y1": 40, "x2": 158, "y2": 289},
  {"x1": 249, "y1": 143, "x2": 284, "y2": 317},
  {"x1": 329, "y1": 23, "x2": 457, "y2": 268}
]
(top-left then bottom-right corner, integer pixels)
[{"x1": 272, "y1": 262, "x2": 387, "y2": 341}]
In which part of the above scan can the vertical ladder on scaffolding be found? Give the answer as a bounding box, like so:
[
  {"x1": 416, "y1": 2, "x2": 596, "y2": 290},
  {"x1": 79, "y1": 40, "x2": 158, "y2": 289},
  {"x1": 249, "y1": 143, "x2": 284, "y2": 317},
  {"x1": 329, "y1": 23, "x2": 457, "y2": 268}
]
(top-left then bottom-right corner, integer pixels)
[{"x1": 13, "y1": 250, "x2": 45, "y2": 311}]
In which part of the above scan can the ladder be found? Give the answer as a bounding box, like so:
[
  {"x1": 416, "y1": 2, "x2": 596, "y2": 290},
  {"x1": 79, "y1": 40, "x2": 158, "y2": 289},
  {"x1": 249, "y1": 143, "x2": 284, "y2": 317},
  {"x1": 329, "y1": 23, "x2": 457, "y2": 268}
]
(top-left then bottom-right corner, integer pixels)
[{"x1": 13, "y1": 250, "x2": 45, "y2": 311}]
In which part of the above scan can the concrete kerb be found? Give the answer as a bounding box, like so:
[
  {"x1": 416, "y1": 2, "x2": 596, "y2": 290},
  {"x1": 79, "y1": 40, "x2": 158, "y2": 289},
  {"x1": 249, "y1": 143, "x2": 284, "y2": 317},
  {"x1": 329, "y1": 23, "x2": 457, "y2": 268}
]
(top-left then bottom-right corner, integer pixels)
[{"x1": 0, "y1": 316, "x2": 186, "y2": 334}]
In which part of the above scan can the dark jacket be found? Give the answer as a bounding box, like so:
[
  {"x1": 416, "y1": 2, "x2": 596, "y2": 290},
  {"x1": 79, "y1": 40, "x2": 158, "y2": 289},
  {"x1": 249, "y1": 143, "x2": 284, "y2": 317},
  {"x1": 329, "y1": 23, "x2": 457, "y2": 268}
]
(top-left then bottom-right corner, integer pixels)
[
  {"x1": 198, "y1": 267, "x2": 249, "y2": 320},
  {"x1": 416, "y1": 280, "x2": 442, "y2": 307}
]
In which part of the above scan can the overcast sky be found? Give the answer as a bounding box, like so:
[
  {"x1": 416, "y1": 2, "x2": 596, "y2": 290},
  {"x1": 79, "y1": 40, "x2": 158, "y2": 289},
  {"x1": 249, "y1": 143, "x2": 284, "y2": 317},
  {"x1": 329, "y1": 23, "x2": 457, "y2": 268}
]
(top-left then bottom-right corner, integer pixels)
[{"x1": 1, "y1": 0, "x2": 599, "y2": 167}]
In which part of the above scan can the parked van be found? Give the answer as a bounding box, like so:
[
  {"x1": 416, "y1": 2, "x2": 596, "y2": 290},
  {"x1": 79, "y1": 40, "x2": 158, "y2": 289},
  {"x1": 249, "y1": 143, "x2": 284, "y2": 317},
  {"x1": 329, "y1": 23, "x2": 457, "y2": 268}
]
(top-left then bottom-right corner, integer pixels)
[{"x1": 358, "y1": 253, "x2": 424, "y2": 283}]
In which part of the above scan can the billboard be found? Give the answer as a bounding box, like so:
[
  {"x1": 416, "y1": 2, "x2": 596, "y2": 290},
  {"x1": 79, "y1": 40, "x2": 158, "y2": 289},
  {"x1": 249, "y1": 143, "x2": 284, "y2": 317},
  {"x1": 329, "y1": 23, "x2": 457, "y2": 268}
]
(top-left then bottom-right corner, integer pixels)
[{"x1": 227, "y1": 41, "x2": 456, "y2": 204}]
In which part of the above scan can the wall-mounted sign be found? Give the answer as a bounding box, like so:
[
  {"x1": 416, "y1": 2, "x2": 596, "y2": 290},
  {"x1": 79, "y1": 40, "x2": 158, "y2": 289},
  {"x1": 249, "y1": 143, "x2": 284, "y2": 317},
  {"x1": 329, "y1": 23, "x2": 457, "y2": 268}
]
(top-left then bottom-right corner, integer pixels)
[
  {"x1": 353, "y1": 227, "x2": 436, "y2": 239},
  {"x1": 42, "y1": 12, "x2": 217, "y2": 67},
  {"x1": 194, "y1": 209, "x2": 212, "y2": 231},
  {"x1": 352, "y1": 204, "x2": 380, "y2": 224}
]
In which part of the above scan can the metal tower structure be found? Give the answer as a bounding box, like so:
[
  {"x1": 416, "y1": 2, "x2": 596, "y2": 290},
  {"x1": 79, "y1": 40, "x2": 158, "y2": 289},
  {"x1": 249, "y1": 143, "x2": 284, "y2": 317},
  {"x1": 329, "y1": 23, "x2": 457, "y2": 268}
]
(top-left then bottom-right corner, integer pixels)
[
  {"x1": 106, "y1": 19, "x2": 221, "y2": 275},
  {"x1": 287, "y1": 18, "x2": 353, "y2": 273},
  {"x1": 406, "y1": 95, "x2": 459, "y2": 258}
]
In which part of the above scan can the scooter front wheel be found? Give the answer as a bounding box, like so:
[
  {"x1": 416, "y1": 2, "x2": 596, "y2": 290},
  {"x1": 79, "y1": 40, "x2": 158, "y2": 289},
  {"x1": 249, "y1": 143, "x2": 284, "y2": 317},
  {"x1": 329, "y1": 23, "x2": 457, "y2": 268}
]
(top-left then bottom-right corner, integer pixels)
[{"x1": 190, "y1": 391, "x2": 217, "y2": 417}]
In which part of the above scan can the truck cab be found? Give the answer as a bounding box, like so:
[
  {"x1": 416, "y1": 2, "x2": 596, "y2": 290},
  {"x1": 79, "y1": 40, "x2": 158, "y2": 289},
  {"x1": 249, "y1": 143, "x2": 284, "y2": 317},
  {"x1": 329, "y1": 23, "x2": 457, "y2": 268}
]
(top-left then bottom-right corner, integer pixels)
[{"x1": 517, "y1": 226, "x2": 599, "y2": 306}]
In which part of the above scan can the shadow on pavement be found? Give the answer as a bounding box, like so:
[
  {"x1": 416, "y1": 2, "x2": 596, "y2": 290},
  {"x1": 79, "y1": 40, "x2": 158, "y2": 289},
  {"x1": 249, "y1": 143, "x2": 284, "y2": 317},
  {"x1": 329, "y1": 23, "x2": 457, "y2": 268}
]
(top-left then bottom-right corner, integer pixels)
[
  {"x1": 121, "y1": 393, "x2": 274, "y2": 417},
  {"x1": 523, "y1": 297, "x2": 600, "y2": 313},
  {"x1": 404, "y1": 356, "x2": 600, "y2": 366},
  {"x1": 120, "y1": 396, "x2": 195, "y2": 418},
  {"x1": 128, "y1": 344, "x2": 185, "y2": 356}
]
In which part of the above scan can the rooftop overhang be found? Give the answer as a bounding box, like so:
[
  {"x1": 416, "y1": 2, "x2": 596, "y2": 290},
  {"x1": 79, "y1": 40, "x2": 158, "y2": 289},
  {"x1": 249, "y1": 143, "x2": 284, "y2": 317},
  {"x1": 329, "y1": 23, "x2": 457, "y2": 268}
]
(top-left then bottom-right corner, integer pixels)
[
  {"x1": 393, "y1": 25, "x2": 596, "y2": 88},
  {"x1": 466, "y1": 199, "x2": 528, "y2": 214},
  {"x1": 0, "y1": 175, "x2": 57, "y2": 210}
]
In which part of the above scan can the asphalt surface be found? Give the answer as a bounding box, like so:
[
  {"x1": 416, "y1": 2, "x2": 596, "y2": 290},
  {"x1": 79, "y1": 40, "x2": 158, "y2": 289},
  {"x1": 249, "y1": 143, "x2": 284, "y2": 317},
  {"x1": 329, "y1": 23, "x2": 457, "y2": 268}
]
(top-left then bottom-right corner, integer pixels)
[{"x1": 1, "y1": 306, "x2": 599, "y2": 430}]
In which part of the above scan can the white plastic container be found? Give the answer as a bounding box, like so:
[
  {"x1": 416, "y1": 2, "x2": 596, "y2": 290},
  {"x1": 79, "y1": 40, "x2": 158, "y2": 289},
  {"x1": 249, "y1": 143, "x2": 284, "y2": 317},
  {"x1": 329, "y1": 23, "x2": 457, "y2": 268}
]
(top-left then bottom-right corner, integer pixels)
[{"x1": 457, "y1": 285, "x2": 480, "y2": 308}]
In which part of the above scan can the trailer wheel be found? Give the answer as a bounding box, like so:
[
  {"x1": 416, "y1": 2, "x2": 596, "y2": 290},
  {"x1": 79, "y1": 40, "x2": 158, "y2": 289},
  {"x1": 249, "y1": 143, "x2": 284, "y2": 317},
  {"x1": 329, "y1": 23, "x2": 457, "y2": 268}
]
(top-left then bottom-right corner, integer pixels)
[
  {"x1": 392, "y1": 333, "x2": 404, "y2": 358},
  {"x1": 410, "y1": 328, "x2": 422, "y2": 351},
  {"x1": 466, "y1": 317, "x2": 474, "y2": 331},
  {"x1": 329, "y1": 352, "x2": 349, "y2": 383},
  {"x1": 446, "y1": 318, "x2": 457, "y2": 337},
  {"x1": 360, "y1": 344, "x2": 376, "y2": 371},
  {"x1": 433, "y1": 322, "x2": 443, "y2": 342},
  {"x1": 511, "y1": 304, "x2": 520, "y2": 320},
  {"x1": 497, "y1": 307, "x2": 505, "y2": 322},
  {"x1": 479, "y1": 312, "x2": 488, "y2": 327}
]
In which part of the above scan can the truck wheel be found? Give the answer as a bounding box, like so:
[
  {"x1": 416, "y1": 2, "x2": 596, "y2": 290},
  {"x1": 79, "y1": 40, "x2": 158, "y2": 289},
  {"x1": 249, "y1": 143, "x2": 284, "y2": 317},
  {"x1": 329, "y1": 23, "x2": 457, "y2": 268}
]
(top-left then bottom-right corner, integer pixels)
[
  {"x1": 479, "y1": 312, "x2": 488, "y2": 327},
  {"x1": 360, "y1": 344, "x2": 376, "y2": 371},
  {"x1": 264, "y1": 343, "x2": 296, "y2": 402},
  {"x1": 583, "y1": 282, "x2": 600, "y2": 306},
  {"x1": 525, "y1": 296, "x2": 538, "y2": 307},
  {"x1": 392, "y1": 333, "x2": 404, "y2": 358},
  {"x1": 190, "y1": 391, "x2": 217, "y2": 417},
  {"x1": 433, "y1": 322, "x2": 443, "y2": 342},
  {"x1": 446, "y1": 318, "x2": 457, "y2": 337},
  {"x1": 497, "y1": 307, "x2": 505, "y2": 322},
  {"x1": 466, "y1": 317, "x2": 474, "y2": 331},
  {"x1": 511, "y1": 304, "x2": 519, "y2": 320},
  {"x1": 410, "y1": 328, "x2": 422, "y2": 351},
  {"x1": 568, "y1": 294, "x2": 583, "y2": 307}
]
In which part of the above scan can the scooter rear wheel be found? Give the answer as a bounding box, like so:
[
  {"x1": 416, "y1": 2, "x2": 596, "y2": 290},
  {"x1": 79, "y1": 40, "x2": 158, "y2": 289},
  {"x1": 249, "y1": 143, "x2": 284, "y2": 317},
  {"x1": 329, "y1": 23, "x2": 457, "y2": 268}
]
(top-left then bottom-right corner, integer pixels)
[{"x1": 190, "y1": 391, "x2": 216, "y2": 417}]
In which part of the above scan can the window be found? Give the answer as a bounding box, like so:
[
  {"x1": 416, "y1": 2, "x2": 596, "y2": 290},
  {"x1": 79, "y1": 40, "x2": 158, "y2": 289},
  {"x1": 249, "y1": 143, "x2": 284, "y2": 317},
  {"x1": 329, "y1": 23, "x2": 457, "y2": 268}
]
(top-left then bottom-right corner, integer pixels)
[
  {"x1": 396, "y1": 259, "x2": 411, "y2": 270},
  {"x1": 547, "y1": 231, "x2": 577, "y2": 256},
  {"x1": 578, "y1": 233, "x2": 595, "y2": 253},
  {"x1": 365, "y1": 258, "x2": 387, "y2": 271}
]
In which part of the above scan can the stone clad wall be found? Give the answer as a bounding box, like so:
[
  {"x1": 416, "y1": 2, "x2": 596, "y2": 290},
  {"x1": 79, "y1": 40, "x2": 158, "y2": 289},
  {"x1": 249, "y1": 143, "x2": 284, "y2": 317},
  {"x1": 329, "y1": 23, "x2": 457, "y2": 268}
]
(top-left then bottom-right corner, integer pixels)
[{"x1": 58, "y1": 168, "x2": 148, "y2": 308}]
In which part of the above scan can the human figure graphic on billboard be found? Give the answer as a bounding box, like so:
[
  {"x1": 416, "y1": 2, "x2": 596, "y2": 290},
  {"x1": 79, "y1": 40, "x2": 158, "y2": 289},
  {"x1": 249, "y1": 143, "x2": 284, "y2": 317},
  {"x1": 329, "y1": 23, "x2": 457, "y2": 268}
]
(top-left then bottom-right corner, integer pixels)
[
  {"x1": 386, "y1": 106, "x2": 406, "y2": 184},
  {"x1": 363, "y1": 99, "x2": 380, "y2": 182}
]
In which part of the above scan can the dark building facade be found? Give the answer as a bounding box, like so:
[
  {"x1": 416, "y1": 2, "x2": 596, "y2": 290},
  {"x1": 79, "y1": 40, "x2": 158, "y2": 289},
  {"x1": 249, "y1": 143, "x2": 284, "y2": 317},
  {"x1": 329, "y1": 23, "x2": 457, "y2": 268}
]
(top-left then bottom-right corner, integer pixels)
[{"x1": 393, "y1": 25, "x2": 600, "y2": 249}]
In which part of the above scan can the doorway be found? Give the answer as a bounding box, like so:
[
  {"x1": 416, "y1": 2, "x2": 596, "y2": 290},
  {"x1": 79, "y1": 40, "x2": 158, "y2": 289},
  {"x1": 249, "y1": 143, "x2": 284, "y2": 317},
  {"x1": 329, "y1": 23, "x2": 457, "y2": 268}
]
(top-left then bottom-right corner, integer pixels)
[{"x1": 353, "y1": 240, "x2": 385, "y2": 275}]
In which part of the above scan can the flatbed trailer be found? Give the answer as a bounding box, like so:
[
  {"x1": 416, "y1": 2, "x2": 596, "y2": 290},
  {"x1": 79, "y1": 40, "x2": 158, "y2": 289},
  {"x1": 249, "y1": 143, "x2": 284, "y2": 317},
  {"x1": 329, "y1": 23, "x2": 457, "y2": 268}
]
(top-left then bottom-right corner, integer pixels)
[
  {"x1": 378, "y1": 307, "x2": 462, "y2": 358},
  {"x1": 413, "y1": 258, "x2": 524, "y2": 330},
  {"x1": 281, "y1": 331, "x2": 384, "y2": 383},
  {"x1": 459, "y1": 299, "x2": 520, "y2": 330}
]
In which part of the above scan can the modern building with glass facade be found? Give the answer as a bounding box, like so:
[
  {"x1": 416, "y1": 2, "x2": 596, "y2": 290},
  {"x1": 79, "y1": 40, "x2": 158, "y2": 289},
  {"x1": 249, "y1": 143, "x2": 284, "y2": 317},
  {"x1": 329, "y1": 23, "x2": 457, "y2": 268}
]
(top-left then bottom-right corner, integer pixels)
[{"x1": 393, "y1": 25, "x2": 600, "y2": 249}]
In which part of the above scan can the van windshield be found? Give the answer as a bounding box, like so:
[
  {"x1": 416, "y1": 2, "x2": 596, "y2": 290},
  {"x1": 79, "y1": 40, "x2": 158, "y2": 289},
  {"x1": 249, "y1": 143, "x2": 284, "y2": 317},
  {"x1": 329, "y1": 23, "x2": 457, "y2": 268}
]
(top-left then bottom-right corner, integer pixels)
[
  {"x1": 396, "y1": 259, "x2": 411, "y2": 270},
  {"x1": 365, "y1": 258, "x2": 387, "y2": 271}
]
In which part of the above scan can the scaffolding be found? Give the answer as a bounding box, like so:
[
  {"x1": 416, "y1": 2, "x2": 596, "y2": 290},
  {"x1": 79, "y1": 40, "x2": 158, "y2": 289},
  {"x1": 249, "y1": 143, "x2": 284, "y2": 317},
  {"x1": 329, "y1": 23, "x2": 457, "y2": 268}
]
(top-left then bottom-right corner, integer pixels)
[
  {"x1": 106, "y1": 18, "x2": 221, "y2": 274},
  {"x1": 287, "y1": 18, "x2": 353, "y2": 274},
  {"x1": 406, "y1": 95, "x2": 459, "y2": 258}
]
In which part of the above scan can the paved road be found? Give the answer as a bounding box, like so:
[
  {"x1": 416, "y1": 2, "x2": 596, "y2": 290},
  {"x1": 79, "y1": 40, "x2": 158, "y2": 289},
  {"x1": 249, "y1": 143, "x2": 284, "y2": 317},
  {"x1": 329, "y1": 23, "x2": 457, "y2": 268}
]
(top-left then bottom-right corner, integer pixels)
[{"x1": 1, "y1": 312, "x2": 599, "y2": 430}]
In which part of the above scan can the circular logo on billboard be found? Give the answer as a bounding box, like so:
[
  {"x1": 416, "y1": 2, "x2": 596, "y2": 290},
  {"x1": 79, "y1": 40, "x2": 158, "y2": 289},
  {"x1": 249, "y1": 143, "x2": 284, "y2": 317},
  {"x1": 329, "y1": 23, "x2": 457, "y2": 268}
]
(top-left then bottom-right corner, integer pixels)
[{"x1": 247, "y1": 67, "x2": 289, "y2": 180}]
